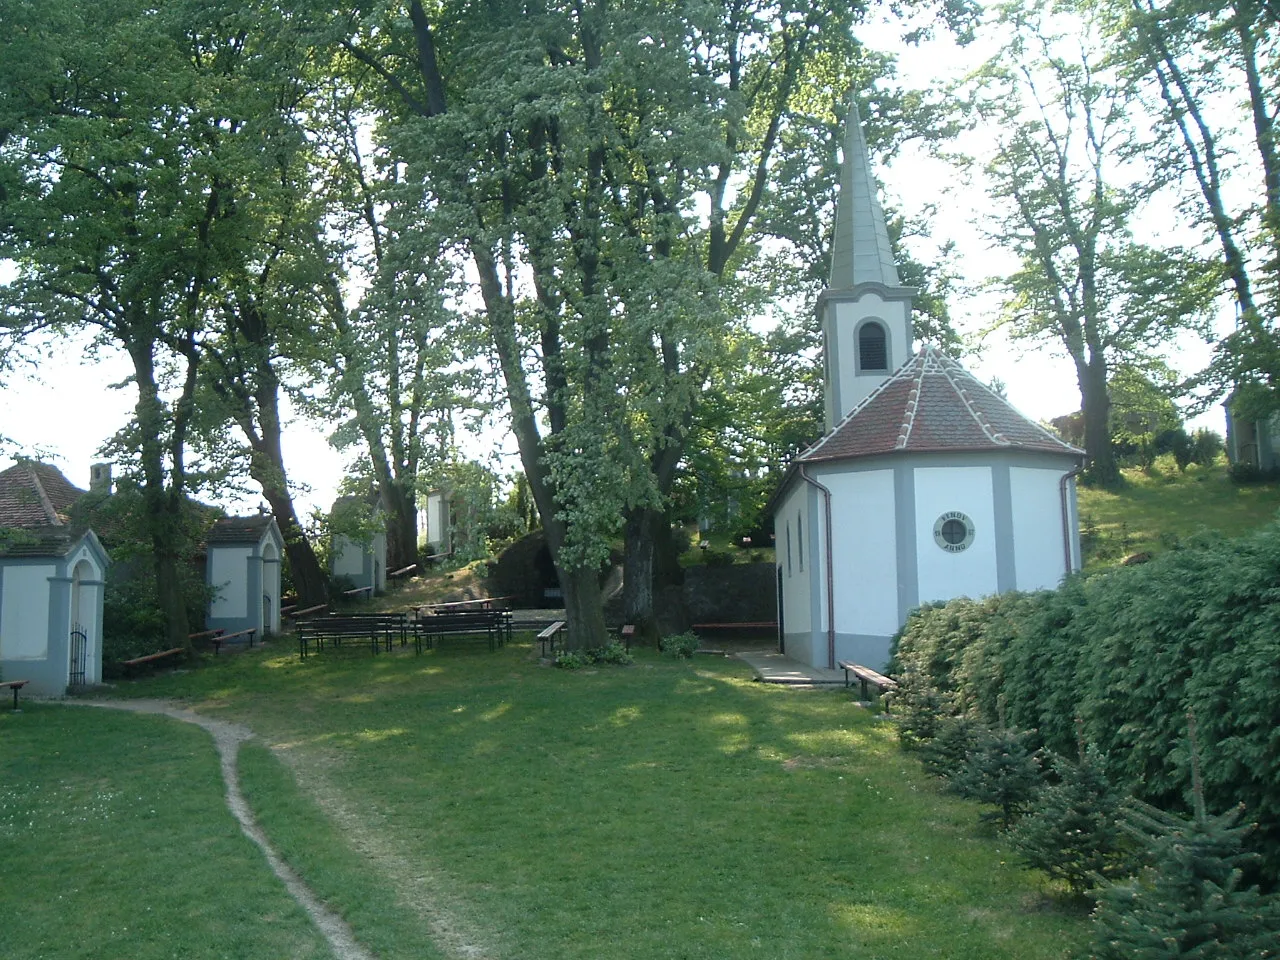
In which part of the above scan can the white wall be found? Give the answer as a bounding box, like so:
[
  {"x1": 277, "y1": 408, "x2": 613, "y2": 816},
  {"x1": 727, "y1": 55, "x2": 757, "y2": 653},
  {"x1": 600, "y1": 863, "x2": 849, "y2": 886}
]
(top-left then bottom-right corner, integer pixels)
[
  {"x1": 373, "y1": 532, "x2": 387, "y2": 591},
  {"x1": 914, "y1": 466, "x2": 998, "y2": 604},
  {"x1": 0, "y1": 564, "x2": 54, "y2": 659},
  {"x1": 209, "y1": 546, "x2": 251, "y2": 617},
  {"x1": 425, "y1": 492, "x2": 448, "y2": 551},
  {"x1": 824, "y1": 294, "x2": 911, "y2": 426},
  {"x1": 826, "y1": 468, "x2": 899, "y2": 636},
  {"x1": 67, "y1": 543, "x2": 102, "y2": 581},
  {"x1": 332, "y1": 536, "x2": 365, "y2": 577},
  {"x1": 1010, "y1": 467, "x2": 1071, "y2": 591},
  {"x1": 777, "y1": 484, "x2": 812, "y2": 637}
]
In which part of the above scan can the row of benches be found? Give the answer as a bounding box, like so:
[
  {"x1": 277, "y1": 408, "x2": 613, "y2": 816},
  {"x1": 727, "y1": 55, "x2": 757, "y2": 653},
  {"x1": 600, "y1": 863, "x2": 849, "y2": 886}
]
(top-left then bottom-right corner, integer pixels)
[{"x1": 297, "y1": 610, "x2": 513, "y2": 659}]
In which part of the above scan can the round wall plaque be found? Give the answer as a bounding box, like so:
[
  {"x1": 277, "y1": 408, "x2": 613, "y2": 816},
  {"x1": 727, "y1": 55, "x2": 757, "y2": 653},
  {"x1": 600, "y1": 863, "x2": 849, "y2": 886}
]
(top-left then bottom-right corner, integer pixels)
[{"x1": 933, "y1": 511, "x2": 975, "y2": 553}]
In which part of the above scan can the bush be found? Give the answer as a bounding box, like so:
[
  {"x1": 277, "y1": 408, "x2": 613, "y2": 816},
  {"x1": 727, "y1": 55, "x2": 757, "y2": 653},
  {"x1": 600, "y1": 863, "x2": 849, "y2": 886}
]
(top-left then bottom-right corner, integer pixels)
[
  {"x1": 700, "y1": 547, "x2": 735, "y2": 567},
  {"x1": 1011, "y1": 744, "x2": 1132, "y2": 895},
  {"x1": 949, "y1": 725, "x2": 1043, "y2": 830},
  {"x1": 893, "y1": 669, "x2": 946, "y2": 748},
  {"x1": 553, "y1": 643, "x2": 634, "y2": 669},
  {"x1": 1191, "y1": 428, "x2": 1223, "y2": 467},
  {"x1": 891, "y1": 523, "x2": 1280, "y2": 884},
  {"x1": 659, "y1": 631, "x2": 700, "y2": 659},
  {"x1": 918, "y1": 715, "x2": 985, "y2": 782},
  {"x1": 1091, "y1": 759, "x2": 1280, "y2": 957}
]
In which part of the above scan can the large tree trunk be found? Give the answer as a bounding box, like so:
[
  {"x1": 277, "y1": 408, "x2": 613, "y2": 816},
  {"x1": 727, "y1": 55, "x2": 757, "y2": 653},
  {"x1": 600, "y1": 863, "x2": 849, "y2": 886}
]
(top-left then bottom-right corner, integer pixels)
[
  {"x1": 254, "y1": 467, "x2": 329, "y2": 606},
  {"x1": 622, "y1": 506, "x2": 684, "y2": 643},
  {"x1": 378, "y1": 477, "x2": 419, "y2": 572},
  {"x1": 130, "y1": 339, "x2": 192, "y2": 652},
  {"x1": 558, "y1": 561, "x2": 609, "y2": 650},
  {"x1": 1078, "y1": 358, "x2": 1118, "y2": 485},
  {"x1": 246, "y1": 366, "x2": 330, "y2": 607},
  {"x1": 622, "y1": 508, "x2": 654, "y2": 636}
]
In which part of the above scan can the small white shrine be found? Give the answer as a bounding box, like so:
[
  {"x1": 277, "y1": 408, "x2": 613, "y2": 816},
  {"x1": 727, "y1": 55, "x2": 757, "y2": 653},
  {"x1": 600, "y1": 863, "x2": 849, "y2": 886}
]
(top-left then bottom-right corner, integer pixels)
[
  {"x1": 205, "y1": 513, "x2": 284, "y2": 637},
  {"x1": 0, "y1": 462, "x2": 109, "y2": 694}
]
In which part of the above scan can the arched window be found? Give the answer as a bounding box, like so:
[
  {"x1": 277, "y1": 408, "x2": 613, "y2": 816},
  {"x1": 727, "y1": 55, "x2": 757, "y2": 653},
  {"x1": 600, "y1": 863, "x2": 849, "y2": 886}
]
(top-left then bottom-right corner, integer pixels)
[{"x1": 858, "y1": 321, "x2": 888, "y2": 372}]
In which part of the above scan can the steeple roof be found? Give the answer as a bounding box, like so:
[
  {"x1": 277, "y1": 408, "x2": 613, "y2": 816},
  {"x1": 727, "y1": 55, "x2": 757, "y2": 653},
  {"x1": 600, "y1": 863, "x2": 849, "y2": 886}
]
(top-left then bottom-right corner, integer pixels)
[
  {"x1": 828, "y1": 101, "x2": 900, "y2": 290},
  {"x1": 798, "y1": 347, "x2": 1084, "y2": 463}
]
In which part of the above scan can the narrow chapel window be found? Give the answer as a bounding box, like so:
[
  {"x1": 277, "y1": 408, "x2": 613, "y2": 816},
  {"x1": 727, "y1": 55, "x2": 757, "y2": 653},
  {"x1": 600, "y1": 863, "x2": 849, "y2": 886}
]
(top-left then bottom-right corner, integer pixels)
[
  {"x1": 786, "y1": 523, "x2": 792, "y2": 576},
  {"x1": 797, "y1": 511, "x2": 804, "y2": 572},
  {"x1": 859, "y1": 322, "x2": 888, "y2": 372}
]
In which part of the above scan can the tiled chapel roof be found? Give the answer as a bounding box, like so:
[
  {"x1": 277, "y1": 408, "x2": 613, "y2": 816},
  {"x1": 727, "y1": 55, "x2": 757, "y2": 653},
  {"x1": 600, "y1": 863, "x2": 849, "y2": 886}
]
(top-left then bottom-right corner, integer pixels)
[
  {"x1": 0, "y1": 461, "x2": 86, "y2": 527},
  {"x1": 798, "y1": 346, "x2": 1084, "y2": 464},
  {"x1": 207, "y1": 514, "x2": 276, "y2": 545},
  {"x1": 0, "y1": 461, "x2": 93, "y2": 558}
]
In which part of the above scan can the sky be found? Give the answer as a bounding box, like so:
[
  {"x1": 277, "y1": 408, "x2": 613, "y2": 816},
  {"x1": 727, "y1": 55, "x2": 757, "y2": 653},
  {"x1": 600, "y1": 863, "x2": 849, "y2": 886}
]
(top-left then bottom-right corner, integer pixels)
[{"x1": 0, "y1": 17, "x2": 1229, "y2": 518}]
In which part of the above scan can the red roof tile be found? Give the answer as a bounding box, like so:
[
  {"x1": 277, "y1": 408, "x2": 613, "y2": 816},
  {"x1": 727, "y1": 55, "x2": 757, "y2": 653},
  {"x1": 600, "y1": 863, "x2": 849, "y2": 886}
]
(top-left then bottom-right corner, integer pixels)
[
  {"x1": 799, "y1": 347, "x2": 1083, "y2": 463},
  {"x1": 0, "y1": 461, "x2": 87, "y2": 528}
]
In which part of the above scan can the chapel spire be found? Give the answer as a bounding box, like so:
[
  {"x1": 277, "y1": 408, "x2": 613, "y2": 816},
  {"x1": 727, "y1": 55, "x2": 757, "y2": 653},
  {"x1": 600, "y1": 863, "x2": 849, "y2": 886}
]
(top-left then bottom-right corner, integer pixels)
[
  {"x1": 828, "y1": 100, "x2": 900, "y2": 290},
  {"x1": 818, "y1": 99, "x2": 915, "y2": 431}
]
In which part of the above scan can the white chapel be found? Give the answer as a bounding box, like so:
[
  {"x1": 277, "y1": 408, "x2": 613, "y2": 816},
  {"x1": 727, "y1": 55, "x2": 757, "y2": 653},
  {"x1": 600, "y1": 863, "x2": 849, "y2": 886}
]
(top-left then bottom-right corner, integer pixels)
[{"x1": 771, "y1": 103, "x2": 1085, "y2": 672}]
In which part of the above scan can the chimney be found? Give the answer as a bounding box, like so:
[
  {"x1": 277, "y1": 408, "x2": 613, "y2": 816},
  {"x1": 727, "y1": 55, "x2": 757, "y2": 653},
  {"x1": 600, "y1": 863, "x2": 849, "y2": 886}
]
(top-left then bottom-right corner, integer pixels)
[{"x1": 89, "y1": 462, "x2": 113, "y2": 495}]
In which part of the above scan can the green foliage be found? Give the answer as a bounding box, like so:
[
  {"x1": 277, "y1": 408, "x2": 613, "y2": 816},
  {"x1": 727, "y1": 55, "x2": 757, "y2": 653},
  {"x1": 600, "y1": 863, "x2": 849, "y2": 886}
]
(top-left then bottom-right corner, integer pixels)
[
  {"x1": 75, "y1": 486, "x2": 215, "y2": 665},
  {"x1": 1011, "y1": 743, "x2": 1132, "y2": 895},
  {"x1": 893, "y1": 521, "x2": 1280, "y2": 884},
  {"x1": 892, "y1": 668, "x2": 947, "y2": 748},
  {"x1": 963, "y1": 7, "x2": 1218, "y2": 485},
  {"x1": 659, "y1": 631, "x2": 700, "y2": 659},
  {"x1": 553, "y1": 642, "x2": 634, "y2": 670},
  {"x1": 1192, "y1": 429, "x2": 1224, "y2": 468},
  {"x1": 1091, "y1": 725, "x2": 1280, "y2": 958},
  {"x1": 949, "y1": 725, "x2": 1043, "y2": 830},
  {"x1": 918, "y1": 715, "x2": 986, "y2": 782},
  {"x1": 552, "y1": 649, "x2": 588, "y2": 670}
]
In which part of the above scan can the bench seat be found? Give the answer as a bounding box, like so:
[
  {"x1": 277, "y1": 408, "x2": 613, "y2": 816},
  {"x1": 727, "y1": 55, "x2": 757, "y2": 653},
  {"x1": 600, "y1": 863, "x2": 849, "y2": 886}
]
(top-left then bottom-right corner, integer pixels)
[
  {"x1": 0, "y1": 679, "x2": 29, "y2": 711},
  {"x1": 211, "y1": 628, "x2": 257, "y2": 654},
  {"x1": 121, "y1": 647, "x2": 186, "y2": 676},
  {"x1": 838, "y1": 661, "x2": 898, "y2": 711},
  {"x1": 536, "y1": 621, "x2": 565, "y2": 656},
  {"x1": 297, "y1": 613, "x2": 411, "y2": 659}
]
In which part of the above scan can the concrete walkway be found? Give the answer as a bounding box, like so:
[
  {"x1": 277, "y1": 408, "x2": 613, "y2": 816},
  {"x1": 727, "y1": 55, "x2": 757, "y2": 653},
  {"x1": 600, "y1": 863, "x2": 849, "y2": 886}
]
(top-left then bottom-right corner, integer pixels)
[{"x1": 734, "y1": 649, "x2": 847, "y2": 686}]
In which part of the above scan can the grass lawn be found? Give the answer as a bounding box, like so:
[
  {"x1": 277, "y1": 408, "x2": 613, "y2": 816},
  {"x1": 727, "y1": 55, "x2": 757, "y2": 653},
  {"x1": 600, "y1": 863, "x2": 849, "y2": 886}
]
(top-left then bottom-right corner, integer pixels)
[
  {"x1": 23, "y1": 638, "x2": 1097, "y2": 960},
  {"x1": 0, "y1": 704, "x2": 334, "y2": 959},
  {"x1": 1077, "y1": 458, "x2": 1280, "y2": 567}
]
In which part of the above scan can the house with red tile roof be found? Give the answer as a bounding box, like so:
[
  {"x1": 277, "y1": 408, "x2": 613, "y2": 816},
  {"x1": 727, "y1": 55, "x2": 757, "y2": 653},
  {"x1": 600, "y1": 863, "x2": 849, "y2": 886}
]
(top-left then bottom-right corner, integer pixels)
[
  {"x1": 0, "y1": 461, "x2": 110, "y2": 694},
  {"x1": 771, "y1": 105, "x2": 1084, "y2": 673}
]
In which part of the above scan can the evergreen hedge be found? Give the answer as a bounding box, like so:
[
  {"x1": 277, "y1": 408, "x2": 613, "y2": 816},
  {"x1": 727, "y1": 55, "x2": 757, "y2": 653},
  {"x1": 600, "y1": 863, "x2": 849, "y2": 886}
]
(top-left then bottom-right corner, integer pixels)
[{"x1": 890, "y1": 525, "x2": 1280, "y2": 885}]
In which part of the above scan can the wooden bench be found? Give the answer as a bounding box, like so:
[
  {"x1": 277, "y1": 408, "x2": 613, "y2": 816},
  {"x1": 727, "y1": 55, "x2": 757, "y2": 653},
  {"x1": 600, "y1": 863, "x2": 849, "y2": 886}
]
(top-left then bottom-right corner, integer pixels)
[
  {"x1": 188, "y1": 628, "x2": 225, "y2": 646},
  {"x1": 616, "y1": 624, "x2": 636, "y2": 651},
  {"x1": 286, "y1": 603, "x2": 328, "y2": 621},
  {"x1": 0, "y1": 679, "x2": 30, "y2": 711},
  {"x1": 297, "y1": 613, "x2": 411, "y2": 659},
  {"x1": 343, "y1": 585, "x2": 374, "y2": 600},
  {"x1": 121, "y1": 647, "x2": 186, "y2": 677},
  {"x1": 838, "y1": 661, "x2": 898, "y2": 711},
  {"x1": 536, "y1": 621, "x2": 566, "y2": 656},
  {"x1": 211, "y1": 628, "x2": 257, "y2": 654},
  {"x1": 388, "y1": 564, "x2": 419, "y2": 579},
  {"x1": 418, "y1": 610, "x2": 511, "y2": 652},
  {"x1": 691, "y1": 621, "x2": 778, "y2": 634}
]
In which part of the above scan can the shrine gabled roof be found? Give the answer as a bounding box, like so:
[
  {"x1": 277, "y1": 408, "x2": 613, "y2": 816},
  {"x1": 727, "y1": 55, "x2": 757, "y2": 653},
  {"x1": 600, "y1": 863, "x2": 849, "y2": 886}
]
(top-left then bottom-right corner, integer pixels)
[
  {"x1": 206, "y1": 514, "x2": 276, "y2": 545},
  {"x1": 797, "y1": 347, "x2": 1084, "y2": 464},
  {"x1": 0, "y1": 461, "x2": 97, "y2": 559},
  {"x1": 0, "y1": 461, "x2": 85, "y2": 528}
]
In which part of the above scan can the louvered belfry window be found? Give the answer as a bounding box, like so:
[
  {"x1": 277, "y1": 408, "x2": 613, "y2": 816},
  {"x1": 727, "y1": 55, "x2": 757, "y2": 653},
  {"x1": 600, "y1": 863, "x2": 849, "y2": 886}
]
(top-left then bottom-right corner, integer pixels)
[{"x1": 859, "y1": 322, "x2": 888, "y2": 372}]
